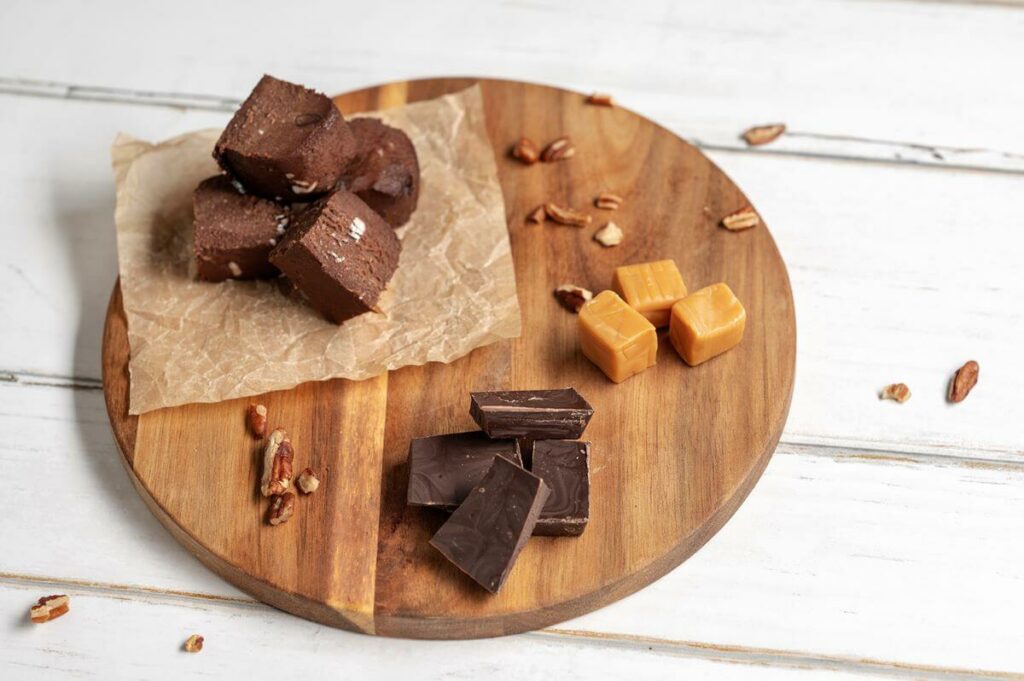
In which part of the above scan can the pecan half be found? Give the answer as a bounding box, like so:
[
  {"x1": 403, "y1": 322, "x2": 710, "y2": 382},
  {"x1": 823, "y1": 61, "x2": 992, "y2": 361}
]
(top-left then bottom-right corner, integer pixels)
[
  {"x1": 268, "y1": 492, "x2": 296, "y2": 526},
  {"x1": 511, "y1": 137, "x2": 539, "y2": 165},
  {"x1": 585, "y1": 92, "x2": 615, "y2": 107},
  {"x1": 742, "y1": 123, "x2": 786, "y2": 146},
  {"x1": 947, "y1": 360, "x2": 979, "y2": 403},
  {"x1": 545, "y1": 202, "x2": 591, "y2": 227},
  {"x1": 260, "y1": 429, "x2": 294, "y2": 497},
  {"x1": 184, "y1": 634, "x2": 204, "y2": 653},
  {"x1": 554, "y1": 285, "x2": 593, "y2": 313},
  {"x1": 526, "y1": 205, "x2": 547, "y2": 224},
  {"x1": 30, "y1": 594, "x2": 70, "y2": 624},
  {"x1": 880, "y1": 383, "x2": 911, "y2": 403},
  {"x1": 721, "y1": 205, "x2": 760, "y2": 231},
  {"x1": 247, "y1": 403, "x2": 268, "y2": 438},
  {"x1": 593, "y1": 221, "x2": 624, "y2": 247},
  {"x1": 540, "y1": 136, "x2": 575, "y2": 162},
  {"x1": 594, "y1": 192, "x2": 624, "y2": 210},
  {"x1": 296, "y1": 468, "x2": 320, "y2": 494}
]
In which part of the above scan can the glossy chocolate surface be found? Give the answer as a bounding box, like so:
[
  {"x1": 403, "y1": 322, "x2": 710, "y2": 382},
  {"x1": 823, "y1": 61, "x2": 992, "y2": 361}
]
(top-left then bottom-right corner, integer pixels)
[
  {"x1": 470, "y1": 388, "x2": 594, "y2": 440},
  {"x1": 407, "y1": 431, "x2": 522, "y2": 509},
  {"x1": 530, "y1": 440, "x2": 590, "y2": 536}
]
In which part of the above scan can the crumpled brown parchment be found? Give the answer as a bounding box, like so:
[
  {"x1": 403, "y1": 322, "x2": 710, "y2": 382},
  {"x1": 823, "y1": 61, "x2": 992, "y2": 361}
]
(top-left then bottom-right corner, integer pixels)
[{"x1": 112, "y1": 85, "x2": 520, "y2": 414}]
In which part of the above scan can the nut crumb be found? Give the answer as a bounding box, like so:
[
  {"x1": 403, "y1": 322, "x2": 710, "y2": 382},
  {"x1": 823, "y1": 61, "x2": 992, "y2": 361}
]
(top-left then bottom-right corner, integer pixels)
[
  {"x1": 585, "y1": 92, "x2": 615, "y2": 107},
  {"x1": 247, "y1": 404, "x2": 268, "y2": 438},
  {"x1": 545, "y1": 203, "x2": 591, "y2": 227},
  {"x1": 554, "y1": 285, "x2": 593, "y2": 313},
  {"x1": 594, "y1": 192, "x2": 624, "y2": 211},
  {"x1": 742, "y1": 123, "x2": 786, "y2": 146},
  {"x1": 184, "y1": 634, "x2": 204, "y2": 653},
  {"x1": 260, "y1": 429, "x2": 294, "y2": 497},
  {"x1": 227, "y1": 261, "x2": 242, "y2": 277},
  {"x1": 297, "y1": 468, "x2": 320, "y2": 494},
  {"x1": 721, "y1": 205, "x2": 760, "y2": 231},
  {"x1": 947, "y1": 360, "x2": 979, "y2": 403},
  {"x1": 511, "y1": 137, "x2": 539, "y2": 165},
  {"x1": 880, "y1": 383, "x2": 911, "y2": 403},
  {"x1": 540, "y1": 136, "x2": 575, "y2": 162},
  {"x1": 268, "y1": 492, "x2": 296, "y2": 526},
  {"x1": 527, "y1": 205, "x2": 547, "y2": 224},
  {"x1": 594, "y1": 222, "x2": 623, "y2": 247},
  {"x1": 30, "y1": 595, "x2": 69, "y2": 624}
]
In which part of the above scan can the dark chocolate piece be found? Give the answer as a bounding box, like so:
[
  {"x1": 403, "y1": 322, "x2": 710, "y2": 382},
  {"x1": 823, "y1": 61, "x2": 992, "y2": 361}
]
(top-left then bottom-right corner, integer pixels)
[
  {"x1": 192, "y1": 175, "x2": 288, "y2": 281},
  {"x1": 341, "y1": 118, "x2": 420, "y2": 228},
  {"x1": 530, "y1": 440, "x2": 590, "y2": 536},
  {"x1": 470, "y1": 388, "x2": 594, "y2": 440},
  {"x1": 430, "y1": 457, "x2": 549, "y2": 593},
  {"x1": 214, "y1": 75, "x2": 357, "y2": 202},
  {"x1": 407, "y1": 431, "x2": 522, "y2": 509},
  {"x1": 269, "y1": 190, "x2": 401, "y2": 324}
]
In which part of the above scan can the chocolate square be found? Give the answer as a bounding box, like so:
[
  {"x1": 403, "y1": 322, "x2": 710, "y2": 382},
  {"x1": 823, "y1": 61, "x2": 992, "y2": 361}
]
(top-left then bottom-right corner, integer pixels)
[
  {"x1": 530, "y1": 440, "x2": 590, "y2": 536},
  {"x1": 470, "y1": 388, "x2": 594, "y2": 440},
  {"x1": 430, "y1": 457, "x2": 549, "y2": 593},
  {"x1": 192, "y1": 175, "x2": 288, "y2": 281},
  {"x1": 214, "y1": 75, "x2": 356, "y2": 202},
  {"x1": 341, "y1": 118, "x2": 420, "y2": 228},
  {"x1": 407, "y1": 431, "x2": 522, "y2": 510},
  {"x1": 269, "y1": 191, "x2": 401, "y2": 324}
]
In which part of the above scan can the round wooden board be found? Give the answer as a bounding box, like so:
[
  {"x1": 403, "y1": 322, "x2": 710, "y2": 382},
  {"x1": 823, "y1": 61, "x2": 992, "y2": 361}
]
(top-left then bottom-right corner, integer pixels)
[{"x1": 102, "y1": 78, "x2": 796, "y2": 639}]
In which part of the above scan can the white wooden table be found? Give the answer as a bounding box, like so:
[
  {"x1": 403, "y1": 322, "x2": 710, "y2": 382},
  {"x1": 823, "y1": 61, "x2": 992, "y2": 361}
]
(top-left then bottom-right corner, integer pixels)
[{"x1": 3, "y1": 1, "x2": 1023, "y2": 677}]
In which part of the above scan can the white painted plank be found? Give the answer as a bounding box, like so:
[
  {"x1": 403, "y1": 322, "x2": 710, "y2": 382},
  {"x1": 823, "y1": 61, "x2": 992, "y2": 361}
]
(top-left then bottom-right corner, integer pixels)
[
  {"x1": 0, "y1": 0, "x2": 1022, "y2": 168},
  {"x1": 4, "y1": 382, "x2": 1024, "y2": 673}
]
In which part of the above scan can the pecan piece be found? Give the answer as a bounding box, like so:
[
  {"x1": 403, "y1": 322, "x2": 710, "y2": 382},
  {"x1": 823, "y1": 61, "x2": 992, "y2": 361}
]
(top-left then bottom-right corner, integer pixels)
[
  {"x1": 545, "y1": 202, "x2": 591, "y2": 227},
  {"x1": 296, "y1": 467, "x2": 320, "y2": 494},
  {"x1": 880, "y1": 383, "x2": 911, "y2": 403},
  {"x1": 511, "y1": 137, "x2": 539, "y2": 165},
  {"x1": 721, "y1": 205, "x2": 760, "y2": 231},
  {"x1": 742, "y1": 123, "x2": 786, "y2": 146},
  {"x1": 593, "y1": 221, "x2": 624, "y2": 247},
  {"x1": 526, "y1": 205, "x2": 547, "y2": 224},
  {"x1": 260, "y1": 428, "x2": 294, "y2": 497},
  {"x1": 540, "y1": 136, "x2": 575, "y2": 162},
  {"x1": 247, "y1": 403, "x2": 268, "y2": 438},
  {"x1": 30, "y1": 594, "x2": 70, "y2": 623},
  {"x1": 594, "y1": 192, "x2": 624, "y2": 210},
  {"x1": 268, "y1": 492, "x2": 296, "y2": 526},
  {"x1": 947, "y1": 360, "x2": 979, "y2": 403},
  {"x1": 554, "y1": 285, "x2": 593, "y2": 313},
  {"x1": 585, "y1": 92, "x2": 615, "y2": 107},
  {"x1": 184, "y1": 634, "x2": 204, "y2": 653}
]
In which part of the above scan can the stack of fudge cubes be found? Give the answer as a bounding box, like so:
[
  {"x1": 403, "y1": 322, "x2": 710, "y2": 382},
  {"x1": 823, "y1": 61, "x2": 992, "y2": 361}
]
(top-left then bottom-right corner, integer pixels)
[
  {"x1": 192, "y1": 75, "x2": 420, "y2": 324},
  {"x1": 406, "y1": 388, "x2": 594, "y2": 593}
]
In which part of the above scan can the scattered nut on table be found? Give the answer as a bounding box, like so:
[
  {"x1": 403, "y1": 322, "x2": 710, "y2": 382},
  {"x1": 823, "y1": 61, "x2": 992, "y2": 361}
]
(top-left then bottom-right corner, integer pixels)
[
  {"x1": 742, "y1": 123, "x2": 787, "y2": 146},
  {"x1": 268, "y1": 492, "x2": 296, "y2": 526},
  {"x1": 594, "y1": 192, "x2": 623, "y2": 211},
  {"x1": 184, "y1": 634, "x2": 204, "y2": 653},
  {"x1": 247, "y1": 403, "x2": 268, "y2": 438},
  {"x1": 526, "y1": 205, "x2": 546, "y2": 224},
  {"x1": 721, "y1": 205, "x2": 760, "y2": 231},
  {"x1": 511, "y1": 137, "x2": 539, "y2": 165},
  {"x1": 880, "y1": 383, "x2": 912, "y2": 403},
  {"x1": 540, "y1": 136, "x2": 575, "y2": 162},
  {"x1": 30, "y1": 594, "x2": 70, "y2": 624},
  {"x1": 296, "y1": 467, "x2": 320, "y2": 494},
  {"x1": 594, "y1": 222, "x2": 624, "y2": 247},
  {"x1": 545, "y1": 202, "x2": 591, "y2": 227},
  {"x1": 947, "y1": 360, "x2": 979, "y2": 403},
  {"x1": 554, "y1": 285, "x2": 593, "y2": 313},
  {"x1": 585, "y1": 92, "x2": 615, "y2": 107},
  {"x1": 260, "y1": 428, "x2": 294, "y2": 497}
]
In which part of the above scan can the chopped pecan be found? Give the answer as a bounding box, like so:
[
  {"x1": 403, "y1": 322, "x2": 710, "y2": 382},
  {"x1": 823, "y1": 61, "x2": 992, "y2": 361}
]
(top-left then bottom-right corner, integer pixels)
[
  {"x1": 526, "y1": 205, "x2": 547, "y2": 224},
  {"x1": 511, "y1": 137, "x2": 539, "y2": 165},
  {"x1": 260, "y1": 429, "x2": 294, "y2": 497},
  {"x1": 247, "y1": 403, "x2": 268, "y2": 438},
  {"x1": 554, "y1": 285, "x2": 593, "y2": 313},
  {"x1": 297, "y1": 468, "x2": 320, "y2": 494},
  {"x1": 742, "y1": 123, "x2": 786, "y2": 146},
  {"x1": 585, "y1": 92, "x2": 615, "y2": 107},
  {"x1": 593, "y1": 221, "x2": 623, "y2": 247},
  {"x1": 545, "y1": 202, "x2": 591, "y2": 227},
  {"x1": 30, "y1": 594, "x2": 70, "y2": 624},
  {"x1": 540, "y1": 136, "x2": 575, "y2": 162},
  {"x1": 947, "y1": 360, "x2": 979, "y2": 403},
  {"x1": 721, "y1": 205, "x2": 760, "y2": 231},
  {"x1": 268, "y1": 492, "x2": 296, "y2": 526},
  {"x1": 184, "y1": 634, "x2": 204, "y2": 653},
  {"x1": 880, "y1": 383, "x2": 911, "y2": 403},
  {"x1": 594, "y1": 192, "x2": 623, "y2": 210}
]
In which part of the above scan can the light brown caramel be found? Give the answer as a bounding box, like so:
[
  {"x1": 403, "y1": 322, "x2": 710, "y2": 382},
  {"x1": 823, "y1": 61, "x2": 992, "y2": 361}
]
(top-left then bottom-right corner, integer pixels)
[
  {"x1": 612, "y1": 260, "x2": 688, "y2": 327},
  {"x1": 578, "y1": 291, "x2": 657, "y2": 383},
  {"x1": 669, "y1": 283, "x2": 746, "y2": 366}
]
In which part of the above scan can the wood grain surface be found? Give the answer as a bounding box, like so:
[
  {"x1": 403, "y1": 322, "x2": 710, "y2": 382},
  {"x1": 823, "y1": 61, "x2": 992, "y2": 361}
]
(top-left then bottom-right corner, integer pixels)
[{"x1": 101, "y1": 78, "x2": 796, "y2": 639}]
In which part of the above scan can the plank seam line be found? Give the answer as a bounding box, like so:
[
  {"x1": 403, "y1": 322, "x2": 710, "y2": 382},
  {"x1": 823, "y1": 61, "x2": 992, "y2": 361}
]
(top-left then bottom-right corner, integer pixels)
[{"x1": 1, "y1": 76, "x2": 1021, "y2": 175}]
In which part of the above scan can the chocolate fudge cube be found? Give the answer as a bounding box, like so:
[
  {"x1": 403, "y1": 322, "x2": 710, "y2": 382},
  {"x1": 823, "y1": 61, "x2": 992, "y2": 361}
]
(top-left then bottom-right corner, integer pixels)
[
  {"x1": 430, "y1": 457, "x2": 549, "y2": 593},
  {"x1": 407, "y1": 431, "x2": 522, "y2": 510},
  {"x1": 341, "y1": 118, "x2": 420, "y2": 228},
  {"x1": 192, "y1": 175, "x2": 288, "y2": 281},
  {"x1": 214, "y1": 75, "x2": 356, "y2": 202},
  {"x1": 269, "y1": 190, "x2": 401, "y2": 323},
  {"x1": 530, "y1": 440, "x2": 590, "y2": 536}
]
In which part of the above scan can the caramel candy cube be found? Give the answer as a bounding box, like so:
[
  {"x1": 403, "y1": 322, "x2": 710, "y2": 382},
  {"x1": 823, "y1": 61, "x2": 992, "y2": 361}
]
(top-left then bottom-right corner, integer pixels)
[
  {"x1": 669, "y1": 283, "x2": 746, "y2": 366},
  {"x1": 578, "y1": 291, "x2": 658, "y2": 383},
  {"x1": 612, "y1": 260, "x2": 688, "y2": 327}
]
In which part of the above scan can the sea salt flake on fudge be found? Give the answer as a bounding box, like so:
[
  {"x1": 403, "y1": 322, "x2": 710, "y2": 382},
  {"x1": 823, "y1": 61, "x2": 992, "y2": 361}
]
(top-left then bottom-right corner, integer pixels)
[
  {"x1": 192, "y1": 175, "x2": 285, "y2": 282},
  {"x1": 530, "y1": 439, "x2": 590, "y2": 536},
  {"x1": 340, "y1": 118, "x2": 421, "y2": 228},
  {"x1": 269, "y1": 190, "x2": 401, "y2": 324},
  {"x1": 213, "y1": 75, "x2": 357, "y2": 202}
]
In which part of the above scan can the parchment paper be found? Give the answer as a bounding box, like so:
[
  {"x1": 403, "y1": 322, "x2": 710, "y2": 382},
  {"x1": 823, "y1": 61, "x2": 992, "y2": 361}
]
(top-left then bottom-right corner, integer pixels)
[{"x1": 112, "y1": 86, "x2": 520, "y2": 414}]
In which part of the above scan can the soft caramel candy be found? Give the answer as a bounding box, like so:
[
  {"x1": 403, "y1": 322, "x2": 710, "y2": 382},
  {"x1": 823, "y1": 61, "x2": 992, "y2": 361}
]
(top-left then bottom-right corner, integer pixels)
[
  {"x1": 578, "y1": 291, "x2": 658, "y2": 383},
  {"x1": 612, "y1": 260, "x2": 688, "y2": 327},
  {"x1": 669, "y1": 283, "x2": 746, "y2": 366}
]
